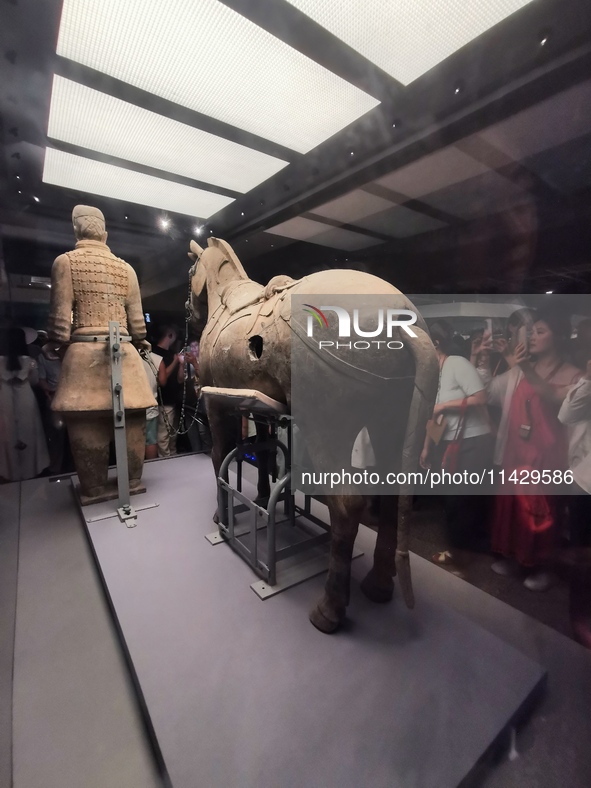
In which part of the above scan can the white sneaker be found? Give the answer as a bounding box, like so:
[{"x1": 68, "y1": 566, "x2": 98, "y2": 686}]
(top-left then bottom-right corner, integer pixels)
[
  {"x1": 523, "y1": 571, "x2": 553, "y2": 592},
  {"x1": 491, "y1": 559, "x2": 518, "y2": 576}
]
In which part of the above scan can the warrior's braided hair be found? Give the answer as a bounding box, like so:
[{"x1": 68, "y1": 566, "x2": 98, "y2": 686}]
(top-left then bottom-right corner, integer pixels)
[{"x1": 72, "y1": 205, "x2": 105, "y2": 241}]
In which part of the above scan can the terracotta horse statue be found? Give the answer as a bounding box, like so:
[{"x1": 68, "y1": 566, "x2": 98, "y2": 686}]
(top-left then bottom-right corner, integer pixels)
[{"x1": 188, "y1": 237, "x2": 437, "y2": 633}]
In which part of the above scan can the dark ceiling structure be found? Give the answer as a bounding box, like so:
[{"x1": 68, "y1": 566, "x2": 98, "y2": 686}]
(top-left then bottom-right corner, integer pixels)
[{"x1": 2, "y1": 0, "x2": 591, "y2": 324}]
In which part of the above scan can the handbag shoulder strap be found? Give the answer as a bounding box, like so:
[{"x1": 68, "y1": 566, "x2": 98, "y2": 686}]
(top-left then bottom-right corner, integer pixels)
[{"x1": 452, "y1": 397, "x2": 469, "y2": 441}]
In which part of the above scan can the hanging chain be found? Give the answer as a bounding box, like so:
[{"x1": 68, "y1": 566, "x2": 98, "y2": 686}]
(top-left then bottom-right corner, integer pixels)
[{"x1": 139, "y1": 263, "x2": 203, "y2": 438}]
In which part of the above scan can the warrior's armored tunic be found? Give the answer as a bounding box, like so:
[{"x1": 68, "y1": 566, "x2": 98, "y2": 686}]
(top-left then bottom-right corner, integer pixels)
[{"x1": 48, "y1": 239, "x2": 156, "y2": 412}]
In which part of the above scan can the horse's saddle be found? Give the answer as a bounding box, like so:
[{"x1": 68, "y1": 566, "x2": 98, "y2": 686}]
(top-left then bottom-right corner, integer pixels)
[
  {"x1": 221, "y1": 274, "x2": 297, "y2": 317},
  {"x1": 211, "y1": 274, "x2": 300, "y2": 341}
]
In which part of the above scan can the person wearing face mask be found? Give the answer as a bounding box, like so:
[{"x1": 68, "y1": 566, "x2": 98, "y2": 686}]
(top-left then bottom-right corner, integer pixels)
[{"x1": 486, "y1": 308, "x2": 581, "y2": 591}]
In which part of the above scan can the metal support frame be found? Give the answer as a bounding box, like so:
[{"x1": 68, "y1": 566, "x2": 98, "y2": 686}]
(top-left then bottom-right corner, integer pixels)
[
  {"x1": 108, "y1": 321, "x2": 138, "y2": 526},
  {"x1": 214, "y1": 412, "x2": 332, "y2": 589},
  {"x1": 70, "y1": 326, "x2": 159, "y2": 528},
  {"x1": 104, "y1": 321, "x2": 163, "y2": 527}
]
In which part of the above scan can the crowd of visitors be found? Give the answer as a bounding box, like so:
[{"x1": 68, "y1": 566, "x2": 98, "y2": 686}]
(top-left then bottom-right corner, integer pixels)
[
  {"x1": 421, "y1": 307, "x2": 591, "y2": 648},
  {"x1": 0, "y1": 322, "x2": 211, "y2": 484}
]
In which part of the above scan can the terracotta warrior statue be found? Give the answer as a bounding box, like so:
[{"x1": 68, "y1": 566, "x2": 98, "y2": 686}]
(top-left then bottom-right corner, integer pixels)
[{"x1": 47, "y1": 205, "x2": 156, "y2": 504}]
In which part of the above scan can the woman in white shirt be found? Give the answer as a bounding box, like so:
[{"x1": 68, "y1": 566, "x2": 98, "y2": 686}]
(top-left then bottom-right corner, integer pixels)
[
  {"x1": 558, "y1": 359, "x2": 591, "y2": 546},
  {"x1": 421, "y1": 320, "x2": 493, "y2": 564}
]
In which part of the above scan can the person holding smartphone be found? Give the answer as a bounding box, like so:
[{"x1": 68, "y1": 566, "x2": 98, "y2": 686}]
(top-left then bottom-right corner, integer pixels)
[{"x1": 485, "y1": 308, "x2": 581, "y2": 590}]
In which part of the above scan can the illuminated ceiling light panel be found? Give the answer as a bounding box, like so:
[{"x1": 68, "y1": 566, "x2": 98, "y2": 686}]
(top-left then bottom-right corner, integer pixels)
[
  {"x1": 48, "y1": 77, "x2": 288, "y2": 194},
  {"x1": 57, "y1": 0, "x2": 380, "y2": 154},
  {"x1": 285, "y1": 0, "x2": 534, "y2": 85},
  {"x1": 42, "y1": 148, "x2": 234, "y2": 218}
]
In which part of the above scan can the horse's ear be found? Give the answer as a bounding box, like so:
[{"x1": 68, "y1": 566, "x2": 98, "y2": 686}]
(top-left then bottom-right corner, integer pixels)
[
  {"x1": 190, "y1": 239, "x2": 204, "y2": 259},
  {"x1": 208, "y1": 237, "x2": 246, "y2": 276}
]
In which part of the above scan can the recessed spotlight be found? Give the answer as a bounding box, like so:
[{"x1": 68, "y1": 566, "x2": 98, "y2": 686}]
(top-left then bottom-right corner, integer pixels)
[
  {"x1": 18, "y1": 190, "x2": 22, "y2": 194},
  {"x1": 540, "y1": 32, "x2": 549, "y2": 46},
  {"x1": 15, "y1": 175, "x2": 20, "y2": 180},
  {"x1": 245, "y1": 239, "x2": 249, "y2": 243},
  {"x1": 124, "y1": 214, "x2": 128, "y2": 219},
  {"x1": 210, "y1": 229, "x2": 213, "y2": 234},
  {"x1": 241, "y1": 212, "x2": 244, "y2": 216},
  {"x1": 33, "y1": 196, "x2": 40, "y2": 203},
  {"x1": 546, "y1": 290, "x2": 553, "y2": 294},
  {"x1": 193, "y1": 225, "x2": 203, "y2": 235},
  {"x1": 159, "y1": 217, "x2": 170, "y2": 230},
  {"x1": 350, "y1": 151, "x2": 354, "y2": 156}
]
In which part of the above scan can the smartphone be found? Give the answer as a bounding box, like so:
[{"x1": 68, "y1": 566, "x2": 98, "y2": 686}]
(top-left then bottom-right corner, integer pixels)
[{"x1": 516, "y1": 324, "x2": 528, "y2": 349}]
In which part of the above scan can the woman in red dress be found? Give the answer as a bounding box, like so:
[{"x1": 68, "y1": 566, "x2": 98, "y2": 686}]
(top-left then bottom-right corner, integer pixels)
[{"x1": 490, "y1": 310, "x2": 580, "y2": 590}]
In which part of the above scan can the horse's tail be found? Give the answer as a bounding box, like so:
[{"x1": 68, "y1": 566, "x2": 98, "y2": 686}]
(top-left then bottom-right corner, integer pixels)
[{"x1": 395, "y1": 325, "x2": 438, "y2": 609}]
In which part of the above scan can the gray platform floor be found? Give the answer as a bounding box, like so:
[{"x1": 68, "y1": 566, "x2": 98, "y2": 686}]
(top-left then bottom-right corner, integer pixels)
[
  {"x1": 81, "y1": 455, "x2": 545, "y2": 788},
  {"x1": 2, "y1": 455, "x2": 591, "y2": 787},
  {"x1": 0, "y1": 483, "x2": 19, "y2": 788},
  {"x1": 9, "y1": 476, "x2": 162, "y2": 788}
]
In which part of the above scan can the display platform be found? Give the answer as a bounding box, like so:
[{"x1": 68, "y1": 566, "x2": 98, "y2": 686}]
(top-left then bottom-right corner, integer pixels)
[{"x1": 79, "y1": 454, "x2": 545, "y2": 788}]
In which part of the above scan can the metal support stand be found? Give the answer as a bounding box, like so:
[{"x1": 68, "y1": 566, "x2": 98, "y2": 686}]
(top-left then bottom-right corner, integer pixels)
[
  {"x1": 210, "y1": 408, "x2": 362, "y2": 597},
  {"x1": 108, "y1": 321, "x2": 135, "y2": 526},
  {"x1": 103, "y1": 321, "x2": 158, "y2": 528}
]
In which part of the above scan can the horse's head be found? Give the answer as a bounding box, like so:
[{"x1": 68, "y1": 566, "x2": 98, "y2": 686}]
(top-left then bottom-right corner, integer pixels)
[{"x1": 187, "y1": 237, "x2": 249, "y2": 329}]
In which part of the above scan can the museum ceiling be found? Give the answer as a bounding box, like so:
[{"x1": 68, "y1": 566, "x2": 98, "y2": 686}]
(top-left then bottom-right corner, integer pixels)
[{"x1": 2, "y1": 0, "x2": 591, "y2": 309}]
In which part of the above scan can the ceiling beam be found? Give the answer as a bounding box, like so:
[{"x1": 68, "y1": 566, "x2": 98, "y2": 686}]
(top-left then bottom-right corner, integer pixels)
[
  {"x1": 55, "y1": 57, "x2": 301, "y2": 165},
  {"x1": 220, "y1": 0, "x2": 402, "y2": 104},
  {"x1": 46, "y1": 139, "x2": 243, "y2": 200}
]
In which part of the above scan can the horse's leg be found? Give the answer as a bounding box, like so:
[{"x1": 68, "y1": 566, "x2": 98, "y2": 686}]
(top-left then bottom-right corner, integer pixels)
[
  {"x1": 360, "y1": 495, "x2": 398, "y2": 603},
  {"x1": 253, "y1": 420, "x2": 271, "y2": 506},
  {"x1": 206, "y1": 401, "x2": 239, "y2": 524},
  {"x1": 309, "y1": 498, "x2": 362, "y2": 633}
]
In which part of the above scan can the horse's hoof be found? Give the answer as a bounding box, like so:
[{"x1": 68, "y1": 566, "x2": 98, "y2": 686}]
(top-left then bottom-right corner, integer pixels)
[
  {"x1": 360, "y1": 572, "x2": 394, "y2": 603},
  {"x1": 309, "y1": 601, "x2": 344, "y2": 634}
]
